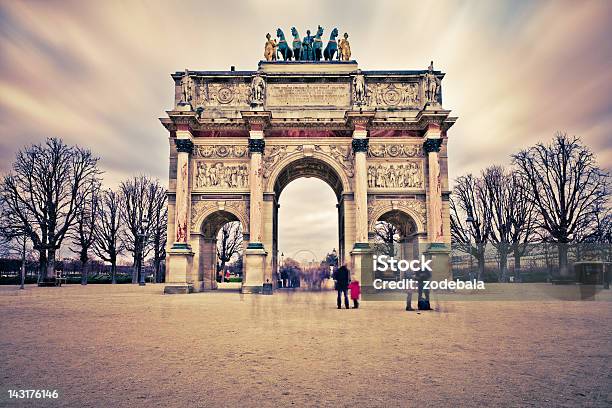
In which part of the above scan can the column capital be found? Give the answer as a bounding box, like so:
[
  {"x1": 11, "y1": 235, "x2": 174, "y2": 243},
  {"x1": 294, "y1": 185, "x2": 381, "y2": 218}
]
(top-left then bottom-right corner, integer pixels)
[
  {"x1": 423, "y1": 138, "x2": 443, "y2": 153},
  {"x1": 351, "y1": 138, "x2": 369, "y2": 153},
  {"x1": 248, "y1": 138, "x2": 265, "y2": 153},
  {"x1": 175, "y1": 138, "x2": 194, "y2": 154},
  {"x1": 345, "y1": 110, "x2": 375, "y2": 131},
  {"x1": 241, "y1": 110, "x2": 272, "y2": 132}
]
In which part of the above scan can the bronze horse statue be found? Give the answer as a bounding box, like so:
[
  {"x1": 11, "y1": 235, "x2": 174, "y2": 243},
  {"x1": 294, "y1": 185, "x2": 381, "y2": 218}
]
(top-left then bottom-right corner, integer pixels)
[
  {"x1": 312, "y1": 25, "x2": 324, "y2": 61},
  {"x1": 276, "y1": 28, "x2": 293, "y2": 61},
  {"x1": 323, "y1": 28, "x2": 339, "y2": 61},
  {"x1": 291, "y1": 27, "x2": 302, "y2": 61}
]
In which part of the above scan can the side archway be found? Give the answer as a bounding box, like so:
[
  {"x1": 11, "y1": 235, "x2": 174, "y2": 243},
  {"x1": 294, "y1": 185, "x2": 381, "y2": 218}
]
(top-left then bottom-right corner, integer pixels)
[{"x1": 192, "y1": 209, "x2": 246, "y2": 290}]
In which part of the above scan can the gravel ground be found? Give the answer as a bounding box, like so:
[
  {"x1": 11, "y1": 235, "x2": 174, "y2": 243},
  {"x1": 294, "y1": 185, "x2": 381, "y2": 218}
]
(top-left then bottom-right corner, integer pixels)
[{"x1": 0, "y1": 284, "x2": 610, "y2": 408}]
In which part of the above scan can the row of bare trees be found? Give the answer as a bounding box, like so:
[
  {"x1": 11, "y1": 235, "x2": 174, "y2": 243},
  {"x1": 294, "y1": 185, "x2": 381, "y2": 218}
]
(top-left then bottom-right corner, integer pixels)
[
  {"x1": 0, "y1": 138, "x2": 168, "y2": 284},
  {"x1": 451, "y1": 133, "x2": 610, "y2": 280}
]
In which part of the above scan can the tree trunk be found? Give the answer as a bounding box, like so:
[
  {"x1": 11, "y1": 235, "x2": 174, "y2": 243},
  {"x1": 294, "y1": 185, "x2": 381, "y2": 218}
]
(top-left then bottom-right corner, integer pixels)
[
  {"x1": 558, "y1": 243, "x2": 569, "y2": 278},
  {"x1": 38, "y1": 249, "x2": 47, "y2": 283},
  {"x1": 46, "y1": 247, "x2": 56, "y2": 281},
  {"x1": 81, "y1": 261, "x2": 88, "y2": 285},
  {"x1": 154, "y1": 258, "x2": 161, "y2": 283},
  {"x1": 111, "y1": 262, "x2": 117, "y2": 284},
  {"x1": 477, "y1": 254, "x2": 485, "y2": 281},
  {"x1": 132, "y1": 256, "x2": 139, "y2": 284},
  {"x1": 514, "y1": 250, "x2": 522, "y2": 282},
  {"x1": 20, "y1": 236, "x2": 26, "y2": 289},
  {"x1": 498, "y1": 244, "x2": 508, "y2": 282}
]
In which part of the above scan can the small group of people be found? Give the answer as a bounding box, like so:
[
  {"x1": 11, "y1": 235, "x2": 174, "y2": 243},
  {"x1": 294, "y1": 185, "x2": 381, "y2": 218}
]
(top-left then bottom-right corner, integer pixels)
[
  {"x1": 331, "y1": 264, "x2": 432, "y2": 311},
  {"x1": 332, "y1": 265, "x2": 360, "y2": 309}
]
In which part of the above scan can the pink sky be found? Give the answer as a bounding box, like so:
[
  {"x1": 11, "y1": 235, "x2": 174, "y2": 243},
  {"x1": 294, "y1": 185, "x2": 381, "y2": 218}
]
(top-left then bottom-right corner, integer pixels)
[{"x1": 1, "y1": 0, "x2": 610, "y2": 258}]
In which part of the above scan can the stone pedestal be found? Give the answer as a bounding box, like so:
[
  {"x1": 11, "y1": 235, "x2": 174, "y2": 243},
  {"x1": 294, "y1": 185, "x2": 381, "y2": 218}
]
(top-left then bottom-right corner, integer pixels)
[
  {"x1": 242, "y1": 245, "x2": 267, "y2": 294},
  {"x1": 424, "y1": 243, "x2": 452, "y2": 282},
  {"x1": 351, "y1": 244, "x2": 374, "y2": 293},
  {"x1": 164, "y1": 247, "x2": 195, "y2": 294}
]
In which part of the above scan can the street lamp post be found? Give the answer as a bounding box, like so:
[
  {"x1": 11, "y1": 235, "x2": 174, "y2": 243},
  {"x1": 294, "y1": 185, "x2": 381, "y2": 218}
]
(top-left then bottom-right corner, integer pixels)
[
  {"x1": 466, "y1": 216, "x2": 474, "y2": 280},
  {"x1": 137, "y1": 217, "x2": 150, "y2": 286}
]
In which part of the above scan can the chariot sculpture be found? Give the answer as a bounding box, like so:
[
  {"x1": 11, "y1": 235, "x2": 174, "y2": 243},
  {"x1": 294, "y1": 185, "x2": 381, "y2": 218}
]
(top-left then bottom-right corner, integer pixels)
[{"x1": 263, "y1": 26, "x2": 352, "y2": 62}]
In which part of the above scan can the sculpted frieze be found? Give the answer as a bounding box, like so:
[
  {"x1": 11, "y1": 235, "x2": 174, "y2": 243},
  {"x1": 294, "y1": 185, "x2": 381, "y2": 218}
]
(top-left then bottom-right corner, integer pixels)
[
  {"x1": 194, "y1": 162, "x2": 249, "y2": 189},
  {"x1": 193, "y1": 145, "x2": 248, "y2": 159},
  {"x1": 366, "y1": 82, "x2": 420, "y2": 109},
  {"x1": 368, "y1": 144, "x2": 422, "y2": 158},
  {"x1": 196, "y1": 82, "x2": 250, "y2": 107},
  {"x1": 368, "y1": 162, "x2": 423, "y2": 189}
]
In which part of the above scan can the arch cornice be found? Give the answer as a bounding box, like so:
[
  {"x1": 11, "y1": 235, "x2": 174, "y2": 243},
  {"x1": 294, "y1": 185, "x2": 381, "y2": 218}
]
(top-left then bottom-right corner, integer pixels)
[
  {"x1": 190, "y1": 200, "x2": 249, "y2": 235},
  {"x1": 264, "y1": 147, "x2": 353, "y2": 195},
  {"x1": 367, "y1": 198, "x2": 427, "y2": 234}
]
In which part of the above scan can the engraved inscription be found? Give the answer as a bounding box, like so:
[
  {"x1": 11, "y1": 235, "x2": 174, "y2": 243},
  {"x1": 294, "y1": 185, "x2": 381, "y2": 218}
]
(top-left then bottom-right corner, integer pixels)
[{"x1": 266, "y1": 84, "x2": 350, "y2": 107}]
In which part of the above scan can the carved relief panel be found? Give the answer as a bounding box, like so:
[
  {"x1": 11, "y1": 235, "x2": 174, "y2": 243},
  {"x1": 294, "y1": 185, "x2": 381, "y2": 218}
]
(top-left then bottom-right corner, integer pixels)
[
  {"x1": 367, "y1": 162, "x2": 424, "y2": 189},
  {"x1": 366, "y1": 82, "x2": 421, "y2": 109},
  {"x1": 194, "y1": 81, "x2": 251, "y2": 108},
  {"x1": 192, "y1": 144, "x2": 249, "y2": 191}
]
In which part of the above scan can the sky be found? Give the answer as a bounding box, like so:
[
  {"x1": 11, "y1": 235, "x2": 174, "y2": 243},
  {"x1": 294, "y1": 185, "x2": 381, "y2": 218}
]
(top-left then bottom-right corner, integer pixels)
[{"x1": 1, "y1": 0, "x2": 611, "y2": 260}]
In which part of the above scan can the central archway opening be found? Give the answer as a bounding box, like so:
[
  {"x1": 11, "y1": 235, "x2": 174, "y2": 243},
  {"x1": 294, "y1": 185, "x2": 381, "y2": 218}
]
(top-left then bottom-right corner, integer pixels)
[{"x1": 272, "y1": 157, "x2": 345, "y2": 289}]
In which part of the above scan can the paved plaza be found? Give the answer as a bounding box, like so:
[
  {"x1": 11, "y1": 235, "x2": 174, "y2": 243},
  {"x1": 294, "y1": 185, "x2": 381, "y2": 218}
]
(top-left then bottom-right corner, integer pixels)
[{"x1": 0, "y1": 285, "x2": 610, "y2": 407}]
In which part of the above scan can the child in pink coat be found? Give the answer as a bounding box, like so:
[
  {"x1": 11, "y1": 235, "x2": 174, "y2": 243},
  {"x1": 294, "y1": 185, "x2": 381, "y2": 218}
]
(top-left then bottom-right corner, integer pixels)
[{"x1": 348, "y1": 276, "x2": 361, "y2": 309}]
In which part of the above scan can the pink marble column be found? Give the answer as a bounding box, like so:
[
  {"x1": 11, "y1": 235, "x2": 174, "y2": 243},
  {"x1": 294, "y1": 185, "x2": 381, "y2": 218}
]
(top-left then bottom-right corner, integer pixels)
[
  {"x1": 173, "y1": 134, "x2": 193, "y2": 248},
  {"x1": 423, "y1": 125, "x2": 444, "y2": 243}
]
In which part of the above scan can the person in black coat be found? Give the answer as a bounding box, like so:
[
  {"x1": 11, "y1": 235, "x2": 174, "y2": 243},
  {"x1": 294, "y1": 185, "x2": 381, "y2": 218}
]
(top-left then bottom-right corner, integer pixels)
[{"x1": 333, "y1": 264, "x2": 350, "y2": 309}]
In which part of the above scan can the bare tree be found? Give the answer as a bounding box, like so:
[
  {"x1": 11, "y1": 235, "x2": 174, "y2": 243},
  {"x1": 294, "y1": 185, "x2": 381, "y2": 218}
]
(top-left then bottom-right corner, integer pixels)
[
  {"x1": 119, "y1": 175, "x2": 166, "y2": 283},
  {"x1": 148, "y1": 182, "x2": 167, "y2": 283},
  {"x1": 482, "y1": 166, "x2": 538, "y2": 281},
  {"x1": 373, "y1": 221, "x2": 400, "y2": 257},
  {"x1": 506, "y1": 172, "x2": 538, "y2": 281},
  {"x1": 93, "y1": 189, "x2": 124, "y2": 284},
  {"x1": 216, "y1": 221, "x2": 243, "y2": 280},
  {"x1": 512, "y1": 133, "x2": 609, "y2": 277},
  {"x1": 450, "y1": 174, "x2": 491, "y2": 280},
  {"x1": 0, "y1": 138, "x2": 100, "y2": 282},
  {"x1": 70, "y1": 180, "x2": 100, "y2": 285}
]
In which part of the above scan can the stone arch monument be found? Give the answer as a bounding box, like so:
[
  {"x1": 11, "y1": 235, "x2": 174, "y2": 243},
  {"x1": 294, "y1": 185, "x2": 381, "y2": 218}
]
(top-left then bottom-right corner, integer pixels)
[{"x1": 160, "y1": 60, "x2": 456, "y2": 294}]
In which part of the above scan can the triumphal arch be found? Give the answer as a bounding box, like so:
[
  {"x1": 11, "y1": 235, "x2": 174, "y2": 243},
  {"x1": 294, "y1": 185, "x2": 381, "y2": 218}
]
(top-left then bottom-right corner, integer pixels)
[{"x1": 161, "y1": 54, "x2": 456, "y2": 294}]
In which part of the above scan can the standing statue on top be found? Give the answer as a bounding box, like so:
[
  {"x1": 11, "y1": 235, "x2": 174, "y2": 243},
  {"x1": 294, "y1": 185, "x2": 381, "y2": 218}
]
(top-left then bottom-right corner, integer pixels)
[
  {"x1": 180, "y1": 69, "x2": 193, "y2": 105},
  {"x1": 338, "y1": 32, "x2": 351, "y2": 61},
  {"x1": 353, "y1": 70, "x2": 367, "y2": 105},
  {"x1": 264, "y1": 33, "x2": 277, "y2": 62},
  {"x1": 300, "y1": 29, "x2": 315, "y2": 61},
  {"x1": 323, "y1": 28, "x2": 339, "y2": 61},
  {"x1": 250, "y1": 74, "x2": 266, "y2": 106},
  {"x1": 425, "y1": 61, "x2": 441, "y2": 105}
]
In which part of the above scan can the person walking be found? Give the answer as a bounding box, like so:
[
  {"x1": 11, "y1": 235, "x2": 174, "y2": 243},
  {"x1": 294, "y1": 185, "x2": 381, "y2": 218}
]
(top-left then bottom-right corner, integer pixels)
[
  {"x1": 333, "y1": 264, "x2": 350, "y2": 309},
  {"x1": 348, "y1": 275, "x2": 361, "y2": 309}
]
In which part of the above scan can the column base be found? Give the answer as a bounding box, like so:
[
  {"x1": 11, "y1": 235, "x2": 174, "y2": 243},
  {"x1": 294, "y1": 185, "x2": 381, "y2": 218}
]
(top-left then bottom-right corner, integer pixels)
[
  {"x1": 242, "y1": 244, "x2": 267, "y2": 294},
  {"x1": 166, "y1": 246, "x2": 195, "y2": 288},
  {"x1": 171, "y1": 242, "x2": 192, "y2": 250},
  {"x1": 163, "y1": 284, "x2": 194, "y2": 294}
]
